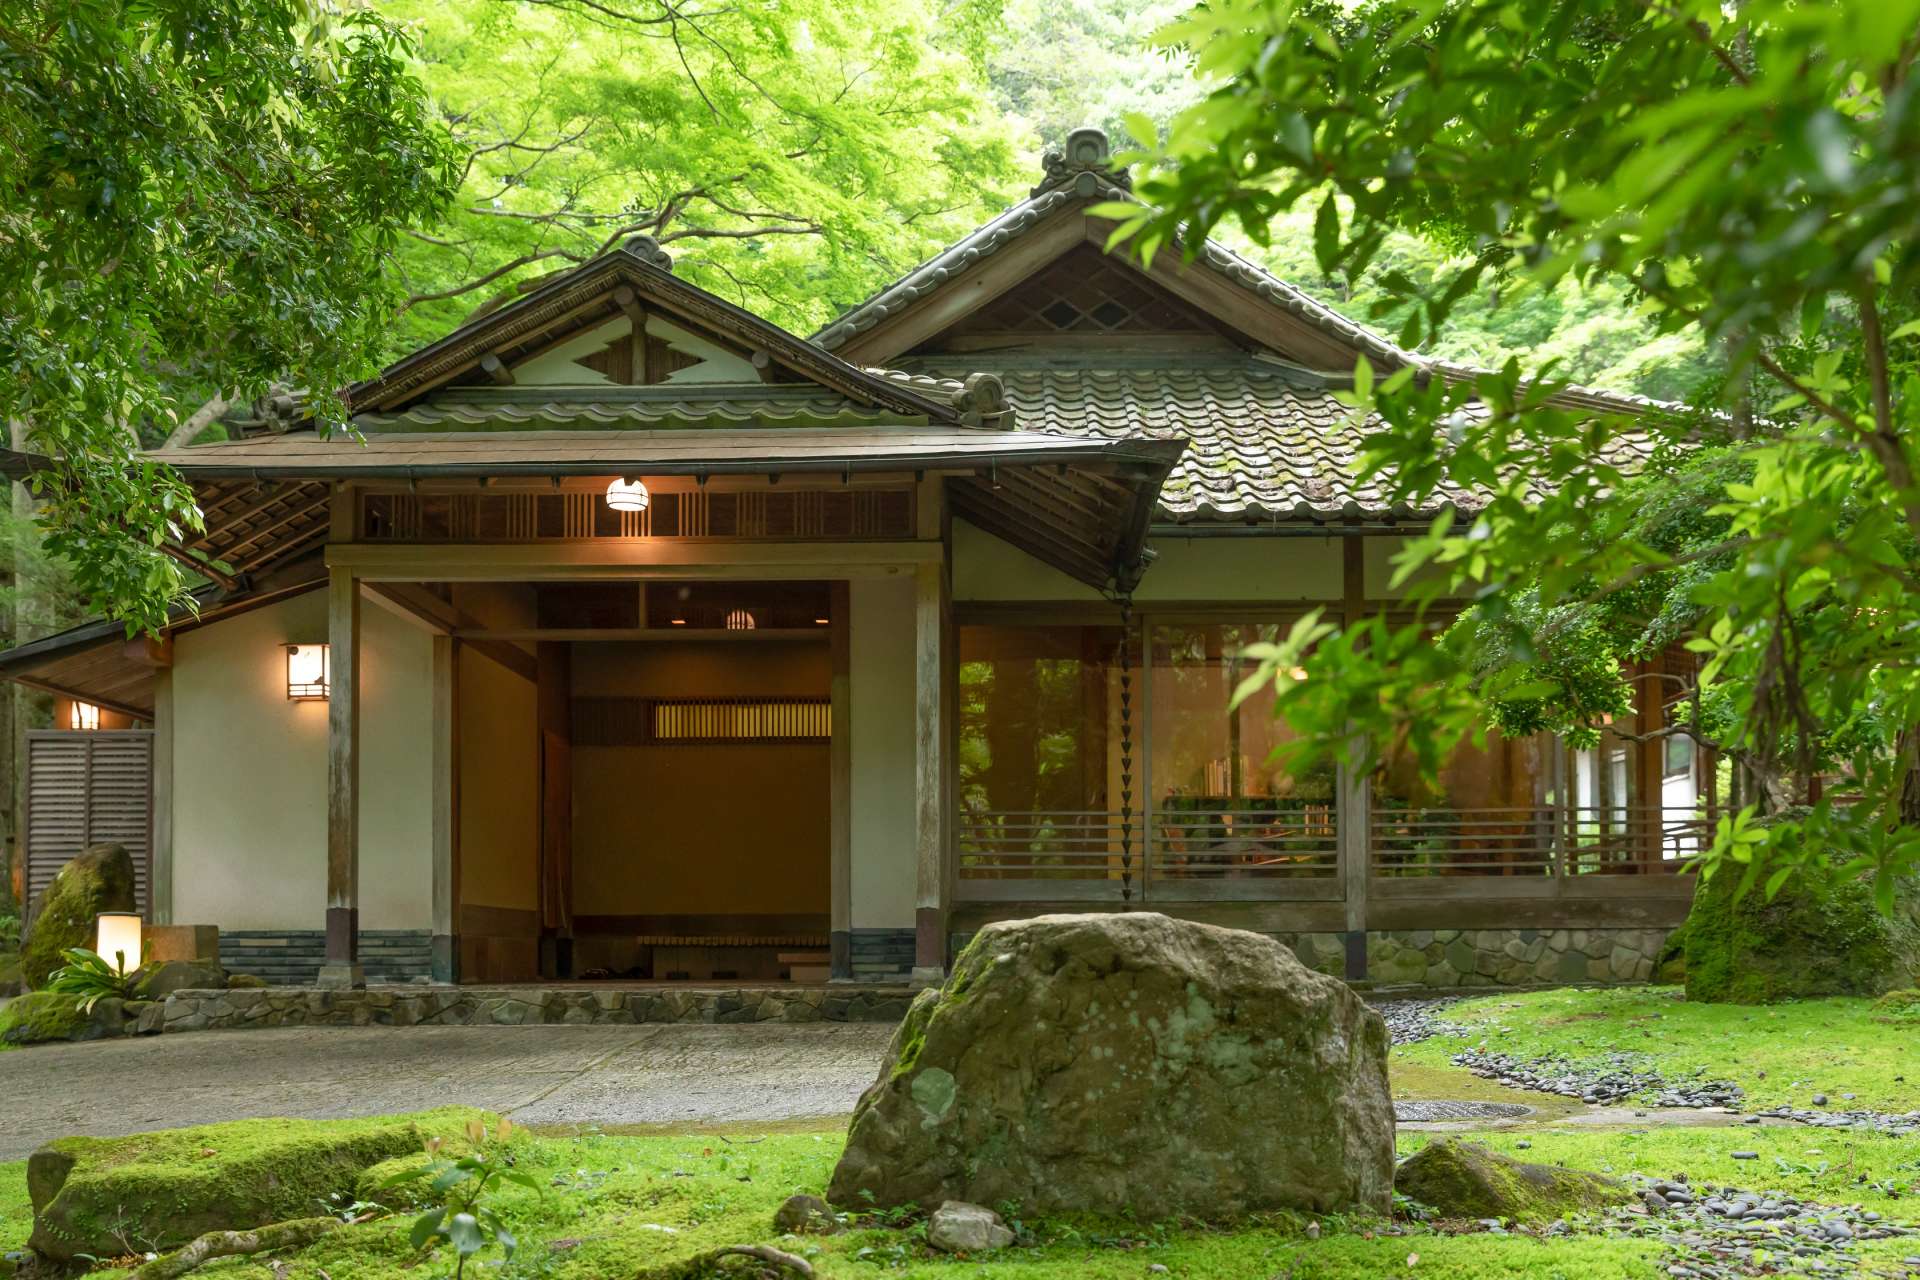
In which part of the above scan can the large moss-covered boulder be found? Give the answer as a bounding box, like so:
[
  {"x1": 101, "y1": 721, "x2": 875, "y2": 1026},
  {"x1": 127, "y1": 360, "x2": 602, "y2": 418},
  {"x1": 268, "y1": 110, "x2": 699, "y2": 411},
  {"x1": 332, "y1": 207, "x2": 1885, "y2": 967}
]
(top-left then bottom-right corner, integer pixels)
[
  {"x1": 1684, "y1": 867, "x2": 1920, "y2": 1004},
  {"x1": 827, "y1": 912, "x2": 1395, "y2": 1220},
  {"x1": 21, "y1": 844, "x2": 137, "y2": 989},
  {"x1": 0, "y1": 992, "x2": 139, "y2": 1045},
  {"x1": 1396, "y1": 1139, "x2": 1632, "y2": 1221},
  {"x1": 28, "y1": 1109, "x2": 482, "y2": 1263}
]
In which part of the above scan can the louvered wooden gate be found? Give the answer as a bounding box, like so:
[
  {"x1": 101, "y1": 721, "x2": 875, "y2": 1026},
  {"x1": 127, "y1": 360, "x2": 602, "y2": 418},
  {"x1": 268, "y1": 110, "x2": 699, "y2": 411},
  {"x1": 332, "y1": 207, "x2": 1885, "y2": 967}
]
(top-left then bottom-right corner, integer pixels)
[{"x1": 24, "y1": 730, "x2": 154, "y2": 915}]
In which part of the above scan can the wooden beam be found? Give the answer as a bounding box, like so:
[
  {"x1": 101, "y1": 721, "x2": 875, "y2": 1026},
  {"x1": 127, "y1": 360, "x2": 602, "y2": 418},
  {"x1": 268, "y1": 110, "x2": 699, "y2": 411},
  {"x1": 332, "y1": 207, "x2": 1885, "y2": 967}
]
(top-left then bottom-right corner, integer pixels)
[
  {"x1": 912, "y1": 559, "x2": 950, "y2": 982},
  {"x1": 1337, "y1": 535, "x2": 1369, "y2": 981},
  {"x1": 160, "y1": 542, "x2": 242, "y2": 593},
  {"x1": 365, "y1": 581, "x2": 538, "y2": 683},
  {"x1": 430, "y1": 633, "x2": 456, "y2": 982},
  {"x1": 614, "y1": 285, "x2": 649, "y2": 385},
  {"x1": 120, "y1": 635, "x2": 172, "y2": 668},
  {"x1": 328, "y1": 540, "x2": 942, "y2": 581},
  {"x1": 835, "y1": 207, "x2": 1092, "y2": 365},
  {"x1": 321, "y1": 564, "x2": 364, "y2": 988},
  {"x1": 829, "y1": 579, "x2": 852, "y2": 980},
  {"x1": 151, "y1": 668, "x2": 174, "y2": 925},
  {"x1": 479, "y1": 353, "x2": 515, "y2": 386},
  {"x1": 12, "y1": 677, "x2": 150, "y2": 723},
  {"x1": 537, "y1": 641, "x2": 573, "y2": 978}
]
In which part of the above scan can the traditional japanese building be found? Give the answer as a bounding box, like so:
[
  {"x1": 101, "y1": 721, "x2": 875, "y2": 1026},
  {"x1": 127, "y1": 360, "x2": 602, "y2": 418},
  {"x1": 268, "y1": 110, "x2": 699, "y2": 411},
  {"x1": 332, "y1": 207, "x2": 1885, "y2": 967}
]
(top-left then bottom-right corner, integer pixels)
[{"x1": 0, "y1": 130, "x2": 1706, "y2": 990}]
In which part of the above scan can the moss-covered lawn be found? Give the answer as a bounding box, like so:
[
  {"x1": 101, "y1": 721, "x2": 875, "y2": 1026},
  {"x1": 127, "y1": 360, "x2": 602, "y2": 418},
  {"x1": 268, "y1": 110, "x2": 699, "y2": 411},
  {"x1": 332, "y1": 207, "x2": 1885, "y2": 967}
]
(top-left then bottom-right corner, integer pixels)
[
  {"x1": 5, "y1": 1115, "x2": 1919, "y2": 1279},
  {"x1": 1395, "y1": 987, "x2": 1920, "y2": 1113}
]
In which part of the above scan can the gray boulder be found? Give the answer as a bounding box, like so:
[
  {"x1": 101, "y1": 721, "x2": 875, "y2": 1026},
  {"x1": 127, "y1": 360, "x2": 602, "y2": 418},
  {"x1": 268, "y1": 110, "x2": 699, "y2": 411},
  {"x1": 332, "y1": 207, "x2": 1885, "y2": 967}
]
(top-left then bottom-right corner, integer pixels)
[
  {"x1": 827, "y1": 912, "x2": 1394, "y2": 1220},
  {"x1": 772, "y1": 1193, "x2": 842, "y2": 1235},
  {"x1": 927, "y1": 1201, "x2": 1013, "y2": 1253},
  {"x1": 133, "y1": 960, "x2": 227, "y2": 999}
]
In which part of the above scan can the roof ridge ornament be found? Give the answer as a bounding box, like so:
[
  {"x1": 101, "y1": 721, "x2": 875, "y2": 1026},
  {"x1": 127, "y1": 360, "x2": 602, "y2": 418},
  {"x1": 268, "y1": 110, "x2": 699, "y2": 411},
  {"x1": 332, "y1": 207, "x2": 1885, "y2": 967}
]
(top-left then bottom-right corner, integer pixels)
[
  {"x1": 622, "y1": 234, "x2": 674, "y2": 273},
  {"x1": 1033, "y1": 126, "x2": 1133, "y2": 198}
]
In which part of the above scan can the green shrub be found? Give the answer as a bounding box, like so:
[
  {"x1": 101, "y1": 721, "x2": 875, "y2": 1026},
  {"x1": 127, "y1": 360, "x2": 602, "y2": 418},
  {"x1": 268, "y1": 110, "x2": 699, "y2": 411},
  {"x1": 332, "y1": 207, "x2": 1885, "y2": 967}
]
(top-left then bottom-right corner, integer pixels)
[
  {"x1": 1685, "y1": 865, "x2": 1920, "y2": 1004},
  {"x1": 1872, "y1": 988, "x2": 1920, "y2": 1022}
]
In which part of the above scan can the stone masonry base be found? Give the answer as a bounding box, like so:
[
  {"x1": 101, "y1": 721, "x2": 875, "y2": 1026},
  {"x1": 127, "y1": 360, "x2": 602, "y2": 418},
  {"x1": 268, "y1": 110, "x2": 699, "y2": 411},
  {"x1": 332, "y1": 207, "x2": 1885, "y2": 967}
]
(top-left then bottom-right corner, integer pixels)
[
  {"x1": 1280, "y1": 927, "x2": 1671, "y2": 986},
  {"x1": 137, "y1": 983, "x2": 916, "y2": 1036}
]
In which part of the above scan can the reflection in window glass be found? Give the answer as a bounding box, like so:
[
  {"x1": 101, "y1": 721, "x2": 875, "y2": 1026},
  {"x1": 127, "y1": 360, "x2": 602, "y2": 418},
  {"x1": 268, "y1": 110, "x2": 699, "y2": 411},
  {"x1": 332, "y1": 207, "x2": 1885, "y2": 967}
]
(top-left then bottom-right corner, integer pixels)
[
  {"x1": 1148, "y1": 623, "x2": 1337, "y2": 879},
  {"x1": 957, "y1": 625, "x2": 1126, "y2": 879}
]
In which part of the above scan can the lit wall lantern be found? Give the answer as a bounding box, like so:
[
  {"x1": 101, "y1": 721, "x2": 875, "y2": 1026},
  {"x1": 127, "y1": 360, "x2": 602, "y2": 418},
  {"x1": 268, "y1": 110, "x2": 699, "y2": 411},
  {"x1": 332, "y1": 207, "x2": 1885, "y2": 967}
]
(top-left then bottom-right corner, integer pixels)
[
  {"x1": 605, "y1": 477, "x2": 651, "y2": 513},
  {"x1": 70, "y1": 701, "x2": 102, "y2": 730},
  {"x1": 96, "y1": 912, "x2": 142, "y2": 976},
  {"x1": 725, "y1": 609, "x2": 757, "y2": 631},
  {"x1": 285, "y1": 643, "x2": 330, "y2": 700}
]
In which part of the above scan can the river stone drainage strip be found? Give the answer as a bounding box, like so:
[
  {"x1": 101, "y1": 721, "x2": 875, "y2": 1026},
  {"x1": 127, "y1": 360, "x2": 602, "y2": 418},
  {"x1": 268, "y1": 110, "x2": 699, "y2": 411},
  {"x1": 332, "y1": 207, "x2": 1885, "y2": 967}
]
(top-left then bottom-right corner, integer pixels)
[
  {"x1": 1394, "y1": 1100, "x2": 1535, "y2": 1122},
  {"x1": 1609, "y1": 1175, "x2": 1920, "y2": 1278},
  {"x1": 1455, "y1": 1048, "x2": 1747, "y2": 1108}
]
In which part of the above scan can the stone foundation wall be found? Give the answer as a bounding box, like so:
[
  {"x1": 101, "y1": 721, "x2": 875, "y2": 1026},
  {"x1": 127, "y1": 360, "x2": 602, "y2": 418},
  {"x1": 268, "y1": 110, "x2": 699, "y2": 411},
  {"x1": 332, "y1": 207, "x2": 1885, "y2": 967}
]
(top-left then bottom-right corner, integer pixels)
[
  {"x1": 140, "y1": 983, "x2": 915, "y2": 1035},
  {"x1": 1276, "y1": 928, "x2": 1672, "y2": 987}
]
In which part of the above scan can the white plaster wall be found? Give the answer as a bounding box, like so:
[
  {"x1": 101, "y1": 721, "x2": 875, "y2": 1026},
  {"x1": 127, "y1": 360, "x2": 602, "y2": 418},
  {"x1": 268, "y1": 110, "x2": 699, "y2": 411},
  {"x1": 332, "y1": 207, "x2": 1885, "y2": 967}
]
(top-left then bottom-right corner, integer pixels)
[
  {"x1": 1135, "y1": 535, "x2": 1344, "y2": 602},
  {"x1": 848, "y1": 576, "x2": 916, "y2": 929},
  {"x1": 953, "y1": 520, "x2": 1446, "y2": 605},
  {"x1": 171, "y1": 591, "x2": 434, "y2": 931}
]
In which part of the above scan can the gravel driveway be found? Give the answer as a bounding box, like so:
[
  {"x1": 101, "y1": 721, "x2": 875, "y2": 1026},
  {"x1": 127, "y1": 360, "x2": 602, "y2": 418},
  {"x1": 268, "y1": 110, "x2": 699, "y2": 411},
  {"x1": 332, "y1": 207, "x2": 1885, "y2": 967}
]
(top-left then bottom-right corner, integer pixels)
[{"x1": 0, "y1": 1022, "x2": 896, "y2": 1161}]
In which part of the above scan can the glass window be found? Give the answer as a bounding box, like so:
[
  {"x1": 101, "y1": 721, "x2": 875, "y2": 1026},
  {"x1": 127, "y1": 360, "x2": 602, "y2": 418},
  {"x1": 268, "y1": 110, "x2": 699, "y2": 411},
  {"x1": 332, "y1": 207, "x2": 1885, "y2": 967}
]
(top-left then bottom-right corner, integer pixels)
[
  {"x1": 1147, "y1": 622, "x2": 1336, "y2": 880},
  {"x1": 957, "y1": 625, "x2": 1128, "y2": 879}
]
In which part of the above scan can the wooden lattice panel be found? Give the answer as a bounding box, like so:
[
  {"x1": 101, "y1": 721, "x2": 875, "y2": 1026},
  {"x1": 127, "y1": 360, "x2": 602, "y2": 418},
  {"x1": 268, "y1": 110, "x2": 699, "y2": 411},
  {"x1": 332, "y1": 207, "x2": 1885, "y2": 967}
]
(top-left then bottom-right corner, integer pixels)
[
  {"x1": 361, "y1": 487, "x2": 913, "y2": 543},
  {"x1": 948, "y1": 244, "x2": 1216, "y2": 337},
  {"x1": 25, "y1": 731, "x2": 152, "y2": 915}
]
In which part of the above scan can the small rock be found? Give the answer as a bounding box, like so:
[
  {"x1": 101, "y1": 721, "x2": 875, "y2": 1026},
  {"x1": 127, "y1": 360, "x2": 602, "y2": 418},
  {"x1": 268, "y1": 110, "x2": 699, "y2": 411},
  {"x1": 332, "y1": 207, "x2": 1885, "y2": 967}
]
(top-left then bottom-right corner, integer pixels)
[
  {"x1": 1731, "y1": 1151, "x2": 1759, "y2": 1160},
  {"x1": 772, "y1": 1193, "x2": 841, "y2": 1235},
  {"x1": 1514, "y1": 1140, "x2": 1531, "y2": 1150},
  {"x1": 1642, "y1": 1189, "x2": 1669, "y2": 1213},
  {"x1": 927, "y1": 1201, "x2": 1013, "y2": 1254},
  {"x1": 1812, "y1": 1094, "x2": 1829, "y2": 1107},
  {"x1": 1305, "y1": 1221, "x2": 1321, "y2": 1240}
]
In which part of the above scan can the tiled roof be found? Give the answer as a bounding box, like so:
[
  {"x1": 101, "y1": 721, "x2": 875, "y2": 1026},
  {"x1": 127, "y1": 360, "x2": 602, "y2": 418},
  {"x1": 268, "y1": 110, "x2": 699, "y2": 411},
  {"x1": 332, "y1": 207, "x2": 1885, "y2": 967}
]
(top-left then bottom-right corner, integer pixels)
[
  {"x1": 352, "y1": 387, "x2": 917, "y2": 434},
  {"x1": 896, "y1": 356, "x2": 1653, "y2": 523}
]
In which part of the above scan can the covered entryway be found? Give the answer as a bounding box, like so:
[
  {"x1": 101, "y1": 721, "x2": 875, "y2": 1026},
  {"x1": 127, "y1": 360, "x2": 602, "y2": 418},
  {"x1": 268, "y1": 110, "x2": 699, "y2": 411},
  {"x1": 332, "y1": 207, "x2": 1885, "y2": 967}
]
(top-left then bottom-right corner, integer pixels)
[{"x1": 446, "y1": 579, "x2": 837, "y2": 984}]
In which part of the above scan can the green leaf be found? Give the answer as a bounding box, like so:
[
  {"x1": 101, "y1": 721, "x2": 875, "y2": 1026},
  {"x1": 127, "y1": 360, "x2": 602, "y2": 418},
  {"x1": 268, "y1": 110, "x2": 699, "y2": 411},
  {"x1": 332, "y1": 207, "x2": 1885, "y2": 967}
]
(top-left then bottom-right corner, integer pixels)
[{"x1": 447, "y1": 1212, "x2": 486, "y2": 1256}]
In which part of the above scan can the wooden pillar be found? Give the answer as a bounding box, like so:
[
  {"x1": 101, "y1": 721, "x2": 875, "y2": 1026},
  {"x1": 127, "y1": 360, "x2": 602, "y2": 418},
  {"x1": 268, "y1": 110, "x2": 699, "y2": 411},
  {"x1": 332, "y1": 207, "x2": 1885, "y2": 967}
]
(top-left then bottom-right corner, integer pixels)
[
  {"x1": 912, "y1": 560, "x2": 950, "y2": 983},
  {"x1": 150, "y1": 667, "x2": 174, "y2": 925},
  {"x1": 829, "y1": 581, "x2": 853, "y2": 980},
  {"x1": 430, "y1": 634, "x2": 457, "y2": 983},
  {"x1": 536, "y1": 641, "x2": 573, "y2": 979},
  {"x1": 1338, "y1": 535, "x2": 1370, "y2": 981},
  {"x1": 320, "y1": 564, "x2": 364, "y2": 989}
]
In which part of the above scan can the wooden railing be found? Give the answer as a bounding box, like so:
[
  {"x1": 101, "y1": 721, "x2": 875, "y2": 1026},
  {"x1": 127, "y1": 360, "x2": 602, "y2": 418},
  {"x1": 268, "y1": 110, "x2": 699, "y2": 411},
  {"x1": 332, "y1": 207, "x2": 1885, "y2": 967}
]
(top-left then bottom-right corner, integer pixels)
[
  {"x1": 956, "y1": 801, "x2": 1712, "y2": 901},
  {"x1": 1369, "y1": 805, "x2": 1712, "y2": 877},
  {"x1": 957, "y1": 802, "x2": 1340, "y2": 900}
]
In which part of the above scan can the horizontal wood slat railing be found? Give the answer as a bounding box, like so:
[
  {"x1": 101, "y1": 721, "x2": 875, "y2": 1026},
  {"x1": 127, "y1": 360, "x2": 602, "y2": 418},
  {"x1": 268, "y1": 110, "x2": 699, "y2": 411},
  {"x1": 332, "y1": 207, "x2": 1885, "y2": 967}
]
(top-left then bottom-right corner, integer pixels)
[
  {"x1": 957, "y1": 801, "x2": 1341, "y2": 899},
  {"x1": 1370, "y1": 805, "x2": 1712, "y2": 877},
  {"x1": 956, "y1": 801, "x2": 1712, "y2": 902}
]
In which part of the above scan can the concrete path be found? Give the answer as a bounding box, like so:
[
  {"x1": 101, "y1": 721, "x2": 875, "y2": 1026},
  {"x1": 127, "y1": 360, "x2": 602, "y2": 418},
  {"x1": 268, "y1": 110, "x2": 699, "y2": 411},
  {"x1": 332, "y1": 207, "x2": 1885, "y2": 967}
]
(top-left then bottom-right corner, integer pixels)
[{"x1": 0, "y1": 1023, "x2": 896, "y2": 1161}]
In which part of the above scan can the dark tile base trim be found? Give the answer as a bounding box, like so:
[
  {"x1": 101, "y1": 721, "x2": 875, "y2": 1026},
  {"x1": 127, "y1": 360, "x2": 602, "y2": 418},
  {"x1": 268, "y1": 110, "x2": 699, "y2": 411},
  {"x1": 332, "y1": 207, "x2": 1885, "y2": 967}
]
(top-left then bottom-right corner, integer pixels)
[
  {"x1": 221, "y1": 930, "x2": 433, "y2": 986},
  {"x1": 850, "y1": 927, "x2": 913, "y2": 979}
]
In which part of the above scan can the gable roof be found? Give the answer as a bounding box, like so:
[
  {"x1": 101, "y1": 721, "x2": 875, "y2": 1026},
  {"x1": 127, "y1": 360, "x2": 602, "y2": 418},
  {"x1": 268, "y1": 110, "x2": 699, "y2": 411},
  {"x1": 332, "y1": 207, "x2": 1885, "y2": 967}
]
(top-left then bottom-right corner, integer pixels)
[{"x1": 815, "y1": 128, "x2": 1664, "y2": 526}]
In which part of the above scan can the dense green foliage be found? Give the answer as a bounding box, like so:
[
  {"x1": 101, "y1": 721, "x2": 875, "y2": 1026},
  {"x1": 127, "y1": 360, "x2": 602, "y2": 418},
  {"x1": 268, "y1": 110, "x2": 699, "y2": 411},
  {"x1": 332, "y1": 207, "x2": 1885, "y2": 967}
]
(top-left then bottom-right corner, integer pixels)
[
  {"x1": 0, "y1": 0, "x2": 463, "y2": 630},
  {"x1": 1685, "y1": 865, "x2": 1920, "y2": 1004},
  {"x1": 1120, "y1": 0, "x2": 1920, "y2": 896},
  {"x1": 383, "y1": 0, "x2": 1022, "y2": 346}
]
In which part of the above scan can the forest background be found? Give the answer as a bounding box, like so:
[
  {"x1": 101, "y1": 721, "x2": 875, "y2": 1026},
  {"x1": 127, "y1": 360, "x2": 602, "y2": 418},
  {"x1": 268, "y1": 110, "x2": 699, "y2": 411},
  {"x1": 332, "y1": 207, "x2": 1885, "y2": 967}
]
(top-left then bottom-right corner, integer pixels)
[{"x1": 0, "y1": 0, "x2": 1708, "y2": 916}]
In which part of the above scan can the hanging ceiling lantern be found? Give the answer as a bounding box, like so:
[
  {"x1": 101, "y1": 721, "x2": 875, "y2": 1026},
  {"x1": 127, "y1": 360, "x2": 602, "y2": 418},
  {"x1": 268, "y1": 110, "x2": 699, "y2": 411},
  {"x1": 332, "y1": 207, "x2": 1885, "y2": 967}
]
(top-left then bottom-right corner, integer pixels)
[
  {"x1": 605, "y1": 477, "x2": 651, "y2": 513},
  {"x1": 725, "y1": 609, "x2": 757, "y2": 631}
]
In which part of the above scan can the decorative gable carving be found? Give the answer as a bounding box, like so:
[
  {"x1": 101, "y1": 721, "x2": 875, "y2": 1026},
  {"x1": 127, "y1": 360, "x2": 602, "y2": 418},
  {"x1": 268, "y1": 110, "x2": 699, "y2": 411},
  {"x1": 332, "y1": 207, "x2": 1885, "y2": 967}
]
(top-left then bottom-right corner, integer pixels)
[
  {"x1": 922, "y1": 243, "x2": 1232, "y2": 352},
  {"x1": 572, "y1": 331, "x2": 704, "y2": 384}
]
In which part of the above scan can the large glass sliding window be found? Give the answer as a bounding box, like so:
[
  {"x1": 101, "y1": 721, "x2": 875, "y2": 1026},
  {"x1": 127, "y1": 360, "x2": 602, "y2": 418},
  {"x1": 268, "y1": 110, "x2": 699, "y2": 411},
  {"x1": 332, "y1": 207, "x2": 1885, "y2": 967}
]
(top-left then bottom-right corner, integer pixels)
[
  {"x1": 957, "y1": 625, "x2": 1127, "y2": 881},
  {"x1": 1147, "y1": 622, "x2": 1337, "y2": 883}
]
